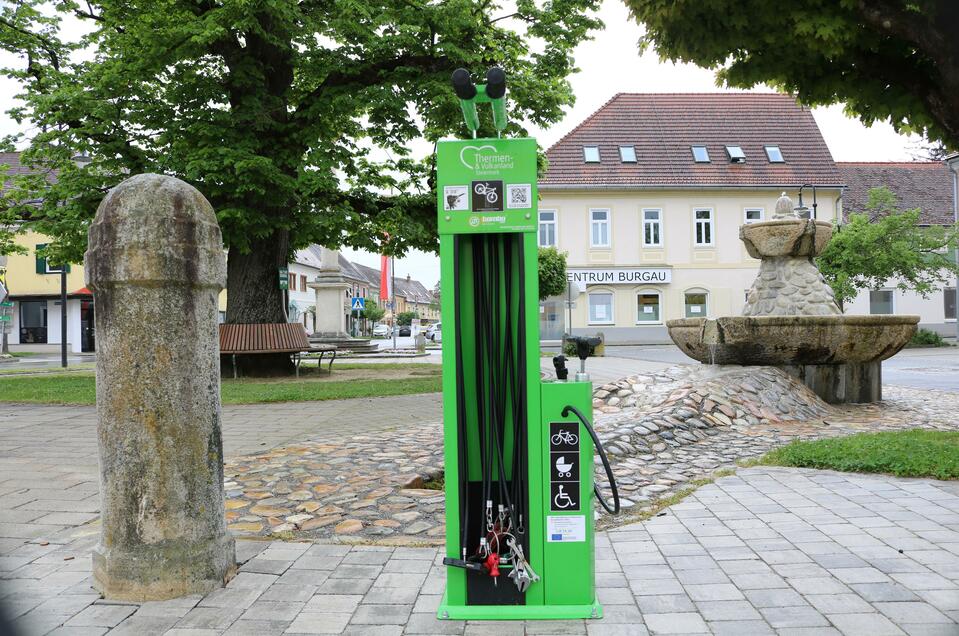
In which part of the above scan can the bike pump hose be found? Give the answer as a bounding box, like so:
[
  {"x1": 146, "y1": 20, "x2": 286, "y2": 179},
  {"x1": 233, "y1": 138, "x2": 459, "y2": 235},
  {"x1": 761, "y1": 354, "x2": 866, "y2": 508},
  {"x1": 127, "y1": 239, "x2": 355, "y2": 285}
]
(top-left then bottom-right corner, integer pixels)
[{"x1": 561, "y1": 405, "x2": 621, "y2": 515}]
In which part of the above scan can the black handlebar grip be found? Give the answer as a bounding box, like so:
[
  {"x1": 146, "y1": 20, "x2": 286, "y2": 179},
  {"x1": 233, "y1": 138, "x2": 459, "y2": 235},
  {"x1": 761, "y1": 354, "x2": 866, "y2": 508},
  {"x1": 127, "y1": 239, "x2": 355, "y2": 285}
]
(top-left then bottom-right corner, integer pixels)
[
  {"x1": 452, "y1": 68, "x2": 477, "y2": 100},
  {"x1": 485, "y1": 67, "x2": 506, "y2": 99}
]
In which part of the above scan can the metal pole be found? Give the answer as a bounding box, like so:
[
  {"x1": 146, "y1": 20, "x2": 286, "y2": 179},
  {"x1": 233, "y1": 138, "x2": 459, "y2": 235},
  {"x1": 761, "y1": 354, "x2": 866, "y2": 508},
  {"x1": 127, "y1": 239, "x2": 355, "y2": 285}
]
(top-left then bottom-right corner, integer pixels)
[
  {"x1": 391, "y1": 256, "x2": 397, "y2": 351},
  {"x1": 567, "y1": 282, "x2": 573, "y2": 337},
  {"x1": 60, "y1": 268, "x2": 67, "y2": 368}
]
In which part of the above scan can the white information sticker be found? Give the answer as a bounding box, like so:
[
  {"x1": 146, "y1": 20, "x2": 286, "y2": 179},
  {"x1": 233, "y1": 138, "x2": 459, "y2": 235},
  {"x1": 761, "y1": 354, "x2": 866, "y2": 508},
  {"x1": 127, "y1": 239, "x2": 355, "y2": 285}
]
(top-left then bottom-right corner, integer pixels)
[
  {"x1": 594, "y1": 305, "x2": 606, "y2": 319},
  {"x1": 547, "y1": 515, "x2": 586, "y2": 542},
  {"x1": 690, "y1": 305, "x2": 702, "y2": 314},
  {"x1": 643, "y1": 306, "x2": 653, "y2": 314}
]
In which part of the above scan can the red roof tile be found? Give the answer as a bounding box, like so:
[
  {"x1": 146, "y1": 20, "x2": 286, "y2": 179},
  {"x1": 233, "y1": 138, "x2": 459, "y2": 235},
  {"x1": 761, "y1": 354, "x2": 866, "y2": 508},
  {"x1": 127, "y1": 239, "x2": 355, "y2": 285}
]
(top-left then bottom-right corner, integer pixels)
[
  {"x1": 837, "y1": 162, "x2": 956, "y2": 226},
  {"x1": 542, "y1": 93, "x2": 842, "y2": 189}
]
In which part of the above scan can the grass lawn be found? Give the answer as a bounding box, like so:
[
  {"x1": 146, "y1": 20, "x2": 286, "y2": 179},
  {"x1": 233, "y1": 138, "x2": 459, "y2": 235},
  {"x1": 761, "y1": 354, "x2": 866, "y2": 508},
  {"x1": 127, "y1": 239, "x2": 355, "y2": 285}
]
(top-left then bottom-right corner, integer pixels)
[
  {"x1": 0, "y1": 363, "x2": 442, "y2": 405},
  {"x1": 754, "y1": 430, "x2": 959, "y2": 480}
]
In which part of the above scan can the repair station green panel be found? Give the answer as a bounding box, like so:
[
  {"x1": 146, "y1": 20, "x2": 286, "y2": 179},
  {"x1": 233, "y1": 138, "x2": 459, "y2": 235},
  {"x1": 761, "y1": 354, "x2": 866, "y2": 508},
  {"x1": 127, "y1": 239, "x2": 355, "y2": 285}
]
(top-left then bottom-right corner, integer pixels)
[
  {"x1": 540, "y1": 381, "x2": 598, "y2": 609},
  {"x1": 436, "y1": 137, "x2": 538, "y2": 235}
]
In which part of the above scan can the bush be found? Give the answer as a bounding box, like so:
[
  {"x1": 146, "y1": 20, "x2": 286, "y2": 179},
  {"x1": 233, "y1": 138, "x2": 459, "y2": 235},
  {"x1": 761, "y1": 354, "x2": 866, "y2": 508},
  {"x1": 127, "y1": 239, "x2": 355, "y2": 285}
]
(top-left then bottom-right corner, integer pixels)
[{"x1": 909, "y1": 328, "x2": 944, "y2": 347}]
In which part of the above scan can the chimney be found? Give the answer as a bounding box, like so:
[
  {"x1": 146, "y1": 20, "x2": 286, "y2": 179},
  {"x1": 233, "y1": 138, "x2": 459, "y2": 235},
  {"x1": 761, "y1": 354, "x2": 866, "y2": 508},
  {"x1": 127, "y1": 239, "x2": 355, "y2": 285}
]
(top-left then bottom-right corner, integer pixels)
[{"x1": 406, "y1": 274, "x2": 411, "y2": 282}]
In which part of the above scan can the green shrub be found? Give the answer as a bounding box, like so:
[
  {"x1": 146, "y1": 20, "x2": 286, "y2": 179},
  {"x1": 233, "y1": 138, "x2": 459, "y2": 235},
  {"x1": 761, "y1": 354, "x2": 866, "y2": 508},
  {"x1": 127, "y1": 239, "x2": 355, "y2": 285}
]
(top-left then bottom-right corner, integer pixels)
[{"x1": 909, "y1": 328, "x2": 944, "y2": 347}]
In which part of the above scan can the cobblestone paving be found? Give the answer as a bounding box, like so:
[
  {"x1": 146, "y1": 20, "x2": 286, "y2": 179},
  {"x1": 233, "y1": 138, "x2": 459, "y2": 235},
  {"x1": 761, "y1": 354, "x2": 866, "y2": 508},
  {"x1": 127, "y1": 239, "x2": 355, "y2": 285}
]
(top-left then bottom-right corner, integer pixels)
[
  {"x1": 218, "y1": 367, "x2": 959, "y2": 542},
  {"x1": 3, "y1": 467, "x2": 957, "y2": 634}
]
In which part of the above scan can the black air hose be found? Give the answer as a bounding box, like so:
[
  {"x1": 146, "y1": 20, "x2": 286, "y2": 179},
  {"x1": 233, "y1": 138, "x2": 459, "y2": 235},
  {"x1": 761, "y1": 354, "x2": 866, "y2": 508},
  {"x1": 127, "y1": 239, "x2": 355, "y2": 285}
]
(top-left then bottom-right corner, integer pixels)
[{"x1": 560, "y1": 404, "x2": 621, "y2": 515}]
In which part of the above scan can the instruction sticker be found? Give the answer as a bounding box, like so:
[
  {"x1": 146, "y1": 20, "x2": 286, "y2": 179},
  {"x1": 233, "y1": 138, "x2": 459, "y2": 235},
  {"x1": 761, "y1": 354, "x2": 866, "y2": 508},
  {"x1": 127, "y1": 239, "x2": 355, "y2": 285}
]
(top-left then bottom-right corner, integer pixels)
[
  {"x1": 547, "y1": 515, "x2": 586, "y2": 542},
  {"x1": 443, "y1": 185, "x2": 468, "y2": 211}
]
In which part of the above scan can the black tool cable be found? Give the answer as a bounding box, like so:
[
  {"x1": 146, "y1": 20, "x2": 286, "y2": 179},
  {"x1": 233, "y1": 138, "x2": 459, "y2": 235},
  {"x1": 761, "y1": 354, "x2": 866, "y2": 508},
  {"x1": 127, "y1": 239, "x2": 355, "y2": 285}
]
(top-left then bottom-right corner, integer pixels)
[
  {"x1": 560, "y1": 404, "x2": 621, "y2": 515},
  {"x1": 453, "y1": 236, "x2": 470, "y2": 555},
  {"x1": 472, "y1": 236, "x2": 492, "y2": 529},
  {"x1": 513, "y1": 235, "x2": 528, "y2": 533},
  {"x1": 485, "y1": 235, "x2": 514, "y2": 527}
]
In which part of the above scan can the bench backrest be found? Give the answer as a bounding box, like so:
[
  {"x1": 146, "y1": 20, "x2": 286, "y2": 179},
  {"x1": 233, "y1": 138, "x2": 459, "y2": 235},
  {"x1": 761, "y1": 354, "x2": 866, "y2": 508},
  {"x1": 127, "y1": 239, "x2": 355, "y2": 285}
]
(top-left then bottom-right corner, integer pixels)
[{"x1": 219, "y1": 323, "x2": 311, "y2": 354}]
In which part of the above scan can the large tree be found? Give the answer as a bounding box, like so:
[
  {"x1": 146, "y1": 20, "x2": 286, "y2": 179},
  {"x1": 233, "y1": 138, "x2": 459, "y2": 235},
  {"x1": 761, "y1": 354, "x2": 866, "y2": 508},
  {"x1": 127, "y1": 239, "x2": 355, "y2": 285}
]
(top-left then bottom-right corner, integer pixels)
[
  {"x1": 1, "y1": 0, "x2": 600, "y2": 371},
  {"x1": 625, "y1": 0, "x2": 959, "y2": 149},
  {"x1": 817, "y1": 187, "x2": 959, "y2": 309}
]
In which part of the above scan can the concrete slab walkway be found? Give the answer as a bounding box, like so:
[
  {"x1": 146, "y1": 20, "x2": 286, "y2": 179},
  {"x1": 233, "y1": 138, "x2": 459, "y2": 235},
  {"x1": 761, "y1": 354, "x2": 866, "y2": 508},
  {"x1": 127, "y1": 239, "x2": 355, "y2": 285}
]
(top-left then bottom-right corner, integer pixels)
[{"x1": 3, "y1": 467, "x2": 957, "y2": 635}]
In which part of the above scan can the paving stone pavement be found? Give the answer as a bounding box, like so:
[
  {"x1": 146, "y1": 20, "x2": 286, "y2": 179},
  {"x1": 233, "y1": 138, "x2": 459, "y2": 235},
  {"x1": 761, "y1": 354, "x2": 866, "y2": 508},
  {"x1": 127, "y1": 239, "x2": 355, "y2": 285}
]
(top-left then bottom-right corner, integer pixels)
[{"x1": 2, "y1": 467, "x2": 958, "y2": 635}]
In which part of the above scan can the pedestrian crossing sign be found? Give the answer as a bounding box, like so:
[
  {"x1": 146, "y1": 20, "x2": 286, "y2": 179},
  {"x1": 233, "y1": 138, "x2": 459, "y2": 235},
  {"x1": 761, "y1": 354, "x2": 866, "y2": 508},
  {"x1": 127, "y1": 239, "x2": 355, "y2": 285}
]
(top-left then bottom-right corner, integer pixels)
[{"x1": 350, "y1": 297, "x2": 365, "y2": 311}]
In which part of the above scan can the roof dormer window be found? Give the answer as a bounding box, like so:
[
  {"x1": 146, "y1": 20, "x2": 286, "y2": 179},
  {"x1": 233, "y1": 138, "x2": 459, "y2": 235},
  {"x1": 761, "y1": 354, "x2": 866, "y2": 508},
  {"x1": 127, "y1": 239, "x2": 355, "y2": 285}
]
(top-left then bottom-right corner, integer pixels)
[
  {"x1": 583, "y1": 146, "x2": 600, "y2": 163},
  {"x1": 765, "y1": 145, "x2": 785, "y2": 162},
  {"x1": 726, "y1": 145, "x2": 746, "y2": 163},
  {"x1": 691, "y1": 146, "x2": 710, "y2": 163},
  {"x1": 619, "y1": 146, "x2": 636, "y2": 163}
]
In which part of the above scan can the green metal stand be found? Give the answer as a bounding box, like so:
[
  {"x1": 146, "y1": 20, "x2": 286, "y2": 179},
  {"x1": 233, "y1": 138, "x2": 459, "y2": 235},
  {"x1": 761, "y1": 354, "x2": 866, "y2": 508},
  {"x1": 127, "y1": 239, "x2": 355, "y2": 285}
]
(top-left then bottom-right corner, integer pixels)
[{"x1": 436, "y1": 68, "x2": 608, "y2": 621}]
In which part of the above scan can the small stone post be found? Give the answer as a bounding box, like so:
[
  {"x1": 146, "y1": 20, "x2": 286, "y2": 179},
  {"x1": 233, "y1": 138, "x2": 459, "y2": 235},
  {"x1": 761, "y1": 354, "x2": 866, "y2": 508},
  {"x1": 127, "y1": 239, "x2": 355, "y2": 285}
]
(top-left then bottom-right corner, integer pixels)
[{"x1": 85, "y1": 174, "x2": 236, "y2": 601}]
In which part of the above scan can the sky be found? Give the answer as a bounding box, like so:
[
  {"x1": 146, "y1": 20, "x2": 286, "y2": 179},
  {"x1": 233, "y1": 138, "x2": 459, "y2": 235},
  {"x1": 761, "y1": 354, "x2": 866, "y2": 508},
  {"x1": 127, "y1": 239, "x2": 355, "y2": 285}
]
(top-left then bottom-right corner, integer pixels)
[{"x1": 2, "y1": 0, "x2": 928, "y2": 288}]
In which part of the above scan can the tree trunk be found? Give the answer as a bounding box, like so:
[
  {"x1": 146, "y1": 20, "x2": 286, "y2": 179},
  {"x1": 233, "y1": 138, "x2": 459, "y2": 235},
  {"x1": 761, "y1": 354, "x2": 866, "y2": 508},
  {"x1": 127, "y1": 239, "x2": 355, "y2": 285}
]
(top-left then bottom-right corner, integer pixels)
[{"x1": 225, "y1": 229, "x2": 295, "y2": 376}]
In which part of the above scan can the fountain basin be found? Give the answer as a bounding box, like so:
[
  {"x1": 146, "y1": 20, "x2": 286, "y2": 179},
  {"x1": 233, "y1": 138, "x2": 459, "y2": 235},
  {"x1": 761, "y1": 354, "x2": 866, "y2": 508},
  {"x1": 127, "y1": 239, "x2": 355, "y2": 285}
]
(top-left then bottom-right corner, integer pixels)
[
  {"x1": 667, "y1": 315, "x2": 918, "y2": 366},
  {"x1": 740, "y1": 219, "x2": 833, "y2": 259}
]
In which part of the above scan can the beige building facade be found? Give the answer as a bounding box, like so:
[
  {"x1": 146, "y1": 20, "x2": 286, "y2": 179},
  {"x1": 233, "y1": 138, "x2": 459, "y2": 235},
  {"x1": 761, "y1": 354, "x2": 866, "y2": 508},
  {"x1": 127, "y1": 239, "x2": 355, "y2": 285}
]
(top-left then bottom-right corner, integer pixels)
[
  {"x1": 539, "y1": 189, "x2": 840, "y2": 342},
  {"x1": 538, "y1": 93, "x2": 845, "y2": 344}
]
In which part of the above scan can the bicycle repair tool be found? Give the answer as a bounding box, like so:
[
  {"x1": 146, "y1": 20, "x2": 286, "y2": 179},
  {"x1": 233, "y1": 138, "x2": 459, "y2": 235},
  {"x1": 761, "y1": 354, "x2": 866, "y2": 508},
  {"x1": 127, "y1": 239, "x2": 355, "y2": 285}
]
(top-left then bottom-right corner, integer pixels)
[{"x1": 438, "y1": 68, "x2": 619, "y2": 621}]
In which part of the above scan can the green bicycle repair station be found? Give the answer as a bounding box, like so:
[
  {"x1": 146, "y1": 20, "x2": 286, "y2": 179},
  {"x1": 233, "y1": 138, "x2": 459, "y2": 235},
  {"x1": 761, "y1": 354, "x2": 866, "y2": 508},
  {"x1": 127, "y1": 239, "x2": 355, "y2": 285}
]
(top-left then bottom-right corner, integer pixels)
[{"x1": 437, "y1": 68, "x2": 620, "y2": 621}]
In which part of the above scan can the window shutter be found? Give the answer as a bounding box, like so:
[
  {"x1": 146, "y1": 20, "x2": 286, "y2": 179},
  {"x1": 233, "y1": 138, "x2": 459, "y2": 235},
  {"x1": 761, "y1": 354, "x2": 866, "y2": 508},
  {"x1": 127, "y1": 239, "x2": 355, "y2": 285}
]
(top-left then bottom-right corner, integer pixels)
[{"x1": 35, "y1": 244, "x2": 47, "y2": 274}]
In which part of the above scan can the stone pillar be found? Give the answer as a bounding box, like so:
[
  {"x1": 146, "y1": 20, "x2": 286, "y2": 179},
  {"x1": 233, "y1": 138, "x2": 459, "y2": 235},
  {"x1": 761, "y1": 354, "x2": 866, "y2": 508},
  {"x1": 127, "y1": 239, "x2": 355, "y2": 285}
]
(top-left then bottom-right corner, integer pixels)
[
  {"x1": 308, "y1": 247, "x2": 350, "y2": 338},
  {"x1": 85, "y1": 174, "x2": 236, "y2": 601}
]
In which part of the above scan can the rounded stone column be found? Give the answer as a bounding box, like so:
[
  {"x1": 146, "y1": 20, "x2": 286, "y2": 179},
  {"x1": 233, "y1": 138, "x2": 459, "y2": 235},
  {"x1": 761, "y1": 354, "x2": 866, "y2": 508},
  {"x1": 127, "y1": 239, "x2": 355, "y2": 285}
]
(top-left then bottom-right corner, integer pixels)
[{"x1": 85, "y1": 174, "x2": 236, "y2": 601}]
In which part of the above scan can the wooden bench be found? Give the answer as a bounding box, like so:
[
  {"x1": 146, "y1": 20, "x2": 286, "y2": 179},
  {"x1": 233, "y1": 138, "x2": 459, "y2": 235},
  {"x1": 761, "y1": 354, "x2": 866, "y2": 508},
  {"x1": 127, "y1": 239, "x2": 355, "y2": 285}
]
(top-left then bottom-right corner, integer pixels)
[{"x1": 218, "y1": 323, "x2": 336, "y2": 378}]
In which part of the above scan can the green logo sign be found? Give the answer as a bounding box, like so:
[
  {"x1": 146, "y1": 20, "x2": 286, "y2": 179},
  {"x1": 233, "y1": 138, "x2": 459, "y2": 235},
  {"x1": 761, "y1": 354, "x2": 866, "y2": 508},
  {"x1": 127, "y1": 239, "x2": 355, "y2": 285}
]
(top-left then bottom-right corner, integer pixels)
[
  {"x1": 437, "y1": 137, "x2": 537, "y2": 235},
  {"x1": 278, "y1": 267, "x2": 289, "y2": 291},
  {"x1": 0, "y1": 315, "x2": 10, "y2": 322}
]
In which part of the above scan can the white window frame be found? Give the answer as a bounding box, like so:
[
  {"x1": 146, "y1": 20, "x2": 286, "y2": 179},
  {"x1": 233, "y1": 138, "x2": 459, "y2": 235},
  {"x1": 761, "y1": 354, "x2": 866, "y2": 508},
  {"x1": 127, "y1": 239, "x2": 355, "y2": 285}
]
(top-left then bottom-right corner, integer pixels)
[
  {"x1": 765, "y1": 145, "x2": 785, "y2": 162},
  {"x1": 590, "y1": 208, "x2": 611, "y2": 248},
  {"x1": 583, "y1": 146, "x2": 600, "y2": 163},
  {"x1": 588, "y1": 290, "x2": 615, "y2": 325},
  {"x1": 538, "y1": 209, "x2": 557, "y2": 247},
  {"x1": 642, "y1": 208, "x2": 663, "y2": 247},
  {"x1": 869, "y1": 289, "x2": 895, "y2": 315},
  {"x1": 684, "y1": 289, "x2": 709, "y2": 318},
  {"x1": 619, "y1": 145, "x2": 637, "y2": 163},
  {"x1": 693, "y1": 208, "x2": 714, "y2": 247},
  {"x1": 725, "y1": 145, "x2": 746, "y2": 162},
  {"x1": 635, "y1": 290, "x2": 662, "y2": 324},
  {"x1": 744, "y1": 207, "x2": 764, "y2": 224}
]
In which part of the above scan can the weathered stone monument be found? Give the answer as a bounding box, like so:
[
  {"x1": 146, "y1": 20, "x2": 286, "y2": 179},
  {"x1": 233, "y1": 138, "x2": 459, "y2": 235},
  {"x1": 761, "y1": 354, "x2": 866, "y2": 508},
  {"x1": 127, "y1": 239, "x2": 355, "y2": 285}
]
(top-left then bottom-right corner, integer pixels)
[
  {"x1": 85, "y1": 174, "x2": 236, "y2": 600},
  {"x1": 307, "y1": 247, "x2": 377, "y2": 352}
]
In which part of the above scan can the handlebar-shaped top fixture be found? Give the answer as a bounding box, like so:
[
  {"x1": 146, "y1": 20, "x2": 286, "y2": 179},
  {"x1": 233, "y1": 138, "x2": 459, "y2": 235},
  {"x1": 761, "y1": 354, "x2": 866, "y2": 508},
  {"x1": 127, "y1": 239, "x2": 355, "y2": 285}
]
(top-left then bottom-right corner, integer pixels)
[
  {"x1": 451, "y1": 67, "x2": 508, "y2": 134},
  {"x1": 561, "y1": 404, "x2": 620, "y2": 515}
]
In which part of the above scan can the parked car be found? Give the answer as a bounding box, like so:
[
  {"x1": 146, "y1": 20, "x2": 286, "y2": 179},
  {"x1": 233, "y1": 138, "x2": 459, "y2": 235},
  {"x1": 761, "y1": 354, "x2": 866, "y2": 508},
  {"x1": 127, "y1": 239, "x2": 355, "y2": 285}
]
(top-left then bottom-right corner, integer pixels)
[
  {"x1": 372, "y1": 324, "x2": 389, "y2": 337},
  {"x1": 426, "y1": 322, "x2": 442, "y2": 342},
  {"x1": 398, "y1": 326, "x2": 412, "y2": 337}
]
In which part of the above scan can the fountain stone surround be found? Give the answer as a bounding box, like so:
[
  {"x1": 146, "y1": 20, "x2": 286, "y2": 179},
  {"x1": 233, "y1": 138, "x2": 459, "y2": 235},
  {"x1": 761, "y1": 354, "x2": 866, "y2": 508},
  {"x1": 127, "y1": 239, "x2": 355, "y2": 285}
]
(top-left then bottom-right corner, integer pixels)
[{"x1": 667, "y1": 193, "x2": 918, "y2": 404}]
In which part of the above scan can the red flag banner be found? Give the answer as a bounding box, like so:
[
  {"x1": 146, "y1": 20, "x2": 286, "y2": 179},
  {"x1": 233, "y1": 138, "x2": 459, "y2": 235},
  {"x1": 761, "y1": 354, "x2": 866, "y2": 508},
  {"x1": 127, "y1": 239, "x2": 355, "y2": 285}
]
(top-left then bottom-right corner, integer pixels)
[{"x1": 380, "y1": 254, "x2": 392, "y2": 302}]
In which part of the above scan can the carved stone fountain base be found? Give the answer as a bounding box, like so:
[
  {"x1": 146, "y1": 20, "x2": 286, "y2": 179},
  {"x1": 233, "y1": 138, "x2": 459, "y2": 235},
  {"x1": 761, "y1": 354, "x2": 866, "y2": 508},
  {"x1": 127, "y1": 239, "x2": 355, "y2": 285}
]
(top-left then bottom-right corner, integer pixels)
[{"x1": 667, "y1": 315, "x2": 919, "y2": 403}]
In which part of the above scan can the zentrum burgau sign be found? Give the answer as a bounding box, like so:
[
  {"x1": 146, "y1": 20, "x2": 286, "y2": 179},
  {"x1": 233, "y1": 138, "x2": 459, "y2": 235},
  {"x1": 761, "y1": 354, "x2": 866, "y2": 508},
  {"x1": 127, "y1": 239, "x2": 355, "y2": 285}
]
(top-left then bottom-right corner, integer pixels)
[
  {"x1": 567, "y1": 268, "x2": 672, "y2": 285},
  {"x1": 436, "y1": 137, "x2": 537, "y2": 235}
]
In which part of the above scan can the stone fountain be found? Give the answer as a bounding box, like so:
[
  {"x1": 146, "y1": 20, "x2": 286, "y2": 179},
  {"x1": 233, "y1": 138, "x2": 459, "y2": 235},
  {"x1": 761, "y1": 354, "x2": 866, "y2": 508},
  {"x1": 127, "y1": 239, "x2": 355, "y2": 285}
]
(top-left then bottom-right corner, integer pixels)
[{"x1": 667, "y1": 193, "x2": 918, "y2": 404}]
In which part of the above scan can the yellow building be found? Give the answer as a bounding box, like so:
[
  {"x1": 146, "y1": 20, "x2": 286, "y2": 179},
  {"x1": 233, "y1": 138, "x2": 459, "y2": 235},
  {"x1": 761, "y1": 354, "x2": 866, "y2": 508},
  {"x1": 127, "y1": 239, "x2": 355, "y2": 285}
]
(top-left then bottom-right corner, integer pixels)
[
  {"x1": 3, "y1": 229, "x2": 96, "y2": 352},
  {"x1": 539, "y1": 93, "x2": 843, "y2": 343}
]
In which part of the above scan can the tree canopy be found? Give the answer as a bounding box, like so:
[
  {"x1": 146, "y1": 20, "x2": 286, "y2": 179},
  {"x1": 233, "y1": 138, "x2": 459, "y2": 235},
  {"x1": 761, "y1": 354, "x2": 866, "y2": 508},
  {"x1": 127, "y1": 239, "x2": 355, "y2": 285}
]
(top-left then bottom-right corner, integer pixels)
[
  {"x1": 1, "y1": 0, "x2": 601, "y2": 330},
  {"x1": 537, "y1": 246, "x2": 568, "y2": 301},
  {"x1": 625, "y1": 0, "x2": 959, "y2": 149},
  {"x1": 817, "y1": 187, "x2": 959, "y2": 308}
]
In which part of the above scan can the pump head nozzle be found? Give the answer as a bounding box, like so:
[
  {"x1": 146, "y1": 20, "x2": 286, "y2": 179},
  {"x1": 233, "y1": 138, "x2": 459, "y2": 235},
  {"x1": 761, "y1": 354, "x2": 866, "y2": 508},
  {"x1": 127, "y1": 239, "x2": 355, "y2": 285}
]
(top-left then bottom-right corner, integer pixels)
[{"x1": 485, "y1": 67, "x2": 506, "y2": 99}]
